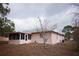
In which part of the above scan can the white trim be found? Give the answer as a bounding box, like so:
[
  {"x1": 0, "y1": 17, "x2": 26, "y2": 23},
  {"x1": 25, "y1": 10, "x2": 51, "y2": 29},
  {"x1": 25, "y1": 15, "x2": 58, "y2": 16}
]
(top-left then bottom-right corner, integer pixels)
[
  {"x1": 24, "y1": 34, "x2": 26, "y2": 40},
  {"x1": 27, "y1": 34, "x2": 28, "y2": 41},
  {"x1": 19, "y1": 33, "x2": 21, "y2": 40}
]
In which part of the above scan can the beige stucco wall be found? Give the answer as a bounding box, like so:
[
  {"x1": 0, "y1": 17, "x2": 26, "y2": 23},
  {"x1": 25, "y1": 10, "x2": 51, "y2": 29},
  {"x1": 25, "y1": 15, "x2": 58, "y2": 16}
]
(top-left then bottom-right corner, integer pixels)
[
  {"x1": 31, "y1": 32, "x2": 64, "y2": 45},
  {"x1": 0, "y1": 36, "x2": 8, "y2": 41},
  {"x1": 9, "y1": 40, "x2": 25, "y2": 44},
  {"x1": 9, "y1": 40, "x2": 31, "y2": 44},
  {"x1": 51, "y1": 33, "x2": 64, "y2": 44},
  {"x1": 31, "y1": 33, "x2": 43, "y2": 43},
  {"x1": 31, "y1": 33, "x2": 52, "y2": 44},
  {"x1": 26, "y1": 40, "x2": 31, "y2": 43}
]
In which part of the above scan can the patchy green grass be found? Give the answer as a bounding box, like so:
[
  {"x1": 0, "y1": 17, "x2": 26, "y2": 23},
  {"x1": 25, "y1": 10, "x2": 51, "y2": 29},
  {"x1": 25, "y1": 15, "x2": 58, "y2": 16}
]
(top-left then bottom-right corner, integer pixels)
[
  {"x1": 54, "y1": 40, "x2": 79, "y2": 52},
  {"x1": 0, "y1": 40, "x2": 79, "y2": 56}
]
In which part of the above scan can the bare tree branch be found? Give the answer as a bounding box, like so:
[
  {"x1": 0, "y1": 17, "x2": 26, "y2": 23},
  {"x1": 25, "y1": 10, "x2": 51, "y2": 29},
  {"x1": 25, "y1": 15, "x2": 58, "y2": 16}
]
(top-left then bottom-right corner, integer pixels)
[{"x1": 35, "y1": 16, "x2": 57, "y2": 48}]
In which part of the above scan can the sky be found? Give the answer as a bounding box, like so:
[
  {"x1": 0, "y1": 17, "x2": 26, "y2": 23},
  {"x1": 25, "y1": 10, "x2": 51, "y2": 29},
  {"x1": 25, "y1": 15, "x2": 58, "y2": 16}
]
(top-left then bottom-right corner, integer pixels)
[{"x1": 7, "y1": 3, "x2": 78, "y2": 33}]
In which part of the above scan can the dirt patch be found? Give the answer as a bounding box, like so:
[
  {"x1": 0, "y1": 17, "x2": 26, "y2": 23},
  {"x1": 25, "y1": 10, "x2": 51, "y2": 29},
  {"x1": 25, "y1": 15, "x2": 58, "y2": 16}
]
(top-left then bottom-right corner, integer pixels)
[{"x1": 0, "y1": 40, "x2": 79, "y2": 56}]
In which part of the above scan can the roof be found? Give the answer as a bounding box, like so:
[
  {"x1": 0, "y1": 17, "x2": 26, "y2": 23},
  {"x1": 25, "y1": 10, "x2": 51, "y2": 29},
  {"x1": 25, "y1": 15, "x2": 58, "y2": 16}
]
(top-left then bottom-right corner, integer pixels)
[
  {"x1": 8, "y1": 31, "x2": 64, "y2": 36},
  {"x1": 31, "y1": 31, "x2": 64, "y2": 36},
  {"x1": 8, "y1": 32, "x2": 31, "y2": 34},
  {"x1": 8, "y1": 32, "x2": 28, "y2": 34}
]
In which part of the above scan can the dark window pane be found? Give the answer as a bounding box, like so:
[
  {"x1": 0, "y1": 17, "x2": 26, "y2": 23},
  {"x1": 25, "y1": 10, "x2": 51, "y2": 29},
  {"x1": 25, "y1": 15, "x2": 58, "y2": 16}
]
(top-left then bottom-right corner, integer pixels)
[
  {"x1": 15, "y1": 33, "x2": 19, "y2": 39},
  {"x1": 9, "y1": 33, "x2": 19, "y2": 40},
  {"x1": 9, "y1": 34, "x2": 14, "y2": 40},
  {"x1": 28, "y1": 34, "x2": 31, "y2": 40},
  {"x1": 21, "y1": 33, "x2": 24, "y2": 40}
]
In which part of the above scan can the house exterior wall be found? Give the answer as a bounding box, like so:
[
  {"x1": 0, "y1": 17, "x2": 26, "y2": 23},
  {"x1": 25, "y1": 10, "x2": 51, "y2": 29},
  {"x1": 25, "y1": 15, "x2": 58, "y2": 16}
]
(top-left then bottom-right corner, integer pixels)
[
  {"x1": 31, "y1": 32, "x2": 52, "y2": 44},
  {"x1": 31, "y1": 33, "x2": 43, "y2": 43},
  {"x1": 51, "y1": 33, "x2": 64, "y2": 44},
  {"x1": 9, "y1": 40, "x2": 25, "y2": 44},
  {"x1": 26, "y1": 40, "x2": 31, "y2": 43},
  {"x1": 9, "y1": 39, "x2": 31, "y2": 44},
  {"x1": 0, "y1": 36, "x2": 8, "y2": 41},
  {"x1": 31, "y1": 32, "x2": 64, "y2": 45}
]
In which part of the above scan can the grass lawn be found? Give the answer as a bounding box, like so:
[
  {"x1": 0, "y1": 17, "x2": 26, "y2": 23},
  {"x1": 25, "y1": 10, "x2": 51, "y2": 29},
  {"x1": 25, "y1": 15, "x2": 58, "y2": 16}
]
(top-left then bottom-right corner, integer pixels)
[{"x1": 0, "y1": 40, "x2": 79, "y2": 56}]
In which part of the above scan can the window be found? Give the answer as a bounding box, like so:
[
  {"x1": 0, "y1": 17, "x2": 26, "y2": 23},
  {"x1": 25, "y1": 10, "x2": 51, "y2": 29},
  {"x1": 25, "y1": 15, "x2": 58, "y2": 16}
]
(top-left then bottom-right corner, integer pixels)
[
  {"x1": 9, "y1": 33, "x2": 19, "y2": 40},
  {"x1": 28, "y1": 34, "x2": 31, "y2": 40},
  {"x1": 9, "y1": 34, "x2": 13, "y2": 40},
  {"x1": 15, "y1": 34, "x2": 19, "y2": 39},
  {"x1": 9, "y1": 34, "x2": 15, "y2": 40},
  {"x1": 21, "y1": 33, "x2": 24, "y2": 40}
]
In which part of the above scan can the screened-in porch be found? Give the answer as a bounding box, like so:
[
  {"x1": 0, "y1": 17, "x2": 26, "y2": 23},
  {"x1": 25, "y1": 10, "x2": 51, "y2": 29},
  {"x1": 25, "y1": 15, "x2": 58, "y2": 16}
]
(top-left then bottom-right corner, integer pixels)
[{"x1": 9, "y1": 32, "x2": 31, "y2": 44}]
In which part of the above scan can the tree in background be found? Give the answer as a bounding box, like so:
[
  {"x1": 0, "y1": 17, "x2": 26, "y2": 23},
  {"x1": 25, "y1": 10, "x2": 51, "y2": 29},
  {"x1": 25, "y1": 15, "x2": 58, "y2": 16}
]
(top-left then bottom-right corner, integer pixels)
[
  {"x1": 0, "y1": 3, "x2": 15, "y2": 36},
  {"x1": 71, "y1": 3, "x2": 79, "y2": 44},
  {"x1": 72, "y1": 12, "x2": 79, "y2": 43},
  {"x1": 62, "y1": 25, "x2": 73, "y2": 40}
]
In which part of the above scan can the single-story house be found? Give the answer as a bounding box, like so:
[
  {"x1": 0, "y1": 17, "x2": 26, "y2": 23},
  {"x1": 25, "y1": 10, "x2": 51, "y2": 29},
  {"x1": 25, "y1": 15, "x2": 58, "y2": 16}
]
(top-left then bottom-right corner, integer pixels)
[{"x1": 8, "y1": 31, "x2": 64, "y2": 44}]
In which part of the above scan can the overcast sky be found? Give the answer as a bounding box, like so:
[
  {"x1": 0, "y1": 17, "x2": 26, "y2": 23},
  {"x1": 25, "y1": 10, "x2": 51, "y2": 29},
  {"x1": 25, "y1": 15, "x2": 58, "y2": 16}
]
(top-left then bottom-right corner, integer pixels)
[{"x1": 7, "y1": 3, "x2": 78, "y2": 33}]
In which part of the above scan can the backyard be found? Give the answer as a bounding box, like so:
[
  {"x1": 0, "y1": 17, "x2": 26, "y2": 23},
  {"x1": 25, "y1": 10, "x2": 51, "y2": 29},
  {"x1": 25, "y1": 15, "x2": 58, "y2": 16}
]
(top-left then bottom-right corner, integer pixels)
[{"x1": 0, "y1": 40, "x2": 79, "y2": 56}]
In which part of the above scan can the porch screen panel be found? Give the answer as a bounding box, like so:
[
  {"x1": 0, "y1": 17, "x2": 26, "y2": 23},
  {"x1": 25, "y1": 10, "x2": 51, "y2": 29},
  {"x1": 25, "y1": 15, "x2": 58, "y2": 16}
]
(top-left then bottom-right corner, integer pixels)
[
  {"x1": 28, "y1": 34, "x2": 31, "y2": 40},
  {"x1": 21, "y1": 33, "x2": 24, "y2": 40},
  {"x1": 9, "y1": 33, "x2": 19, "y2": 40}
]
